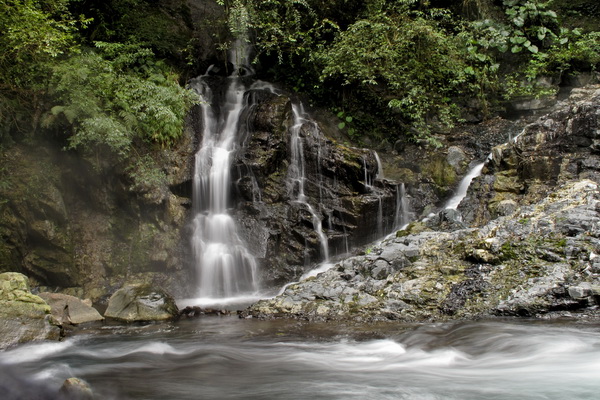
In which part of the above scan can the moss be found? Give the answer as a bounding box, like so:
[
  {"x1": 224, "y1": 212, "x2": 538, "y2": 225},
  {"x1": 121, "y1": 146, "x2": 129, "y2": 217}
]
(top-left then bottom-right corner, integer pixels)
[{"x1": 422, "y1": 156, "x2": 457, "y2": 192}]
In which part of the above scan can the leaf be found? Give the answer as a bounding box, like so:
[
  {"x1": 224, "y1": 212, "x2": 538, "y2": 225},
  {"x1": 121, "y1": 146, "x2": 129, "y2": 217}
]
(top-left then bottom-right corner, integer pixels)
[
  {"x1": 51, "y1": 105, "x2": 65, "y2": 115},
  {"x1": 345, "y1": 116, "x2": 353, "y2": 123},
  {"x1": 476, "y1": 53, "x2": 487, "y2": 62},
  {"x1": 537, "y1": 27, "x2": 548, "y2": 40},
  {"x1": 338, "y1": 122, "x2": 346, "y2": 129},
  {"x1": 527, "y1": 44, "x2": 539, "y2": 53},
  {"x1": 513, "y1": 16, "x2": 525, "y2": 27},
  {"x1": 511, "y1": 45, "x2": 523, "y2": 53}
]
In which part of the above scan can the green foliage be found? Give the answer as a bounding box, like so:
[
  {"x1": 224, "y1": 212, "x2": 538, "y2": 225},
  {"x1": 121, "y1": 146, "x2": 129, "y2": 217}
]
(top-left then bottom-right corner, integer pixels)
[
  {"x1": 0, "y1": 0, "x2": 89, "y2": 137},
  {"x1": 472, "y1": 0, "x2": 600, "y2": 98},
  {"x1": 316, "y1": 9, "x2": 477, "y2": 140},
  {"x1": 44, "y1": 43, "x2": 199, "y2": 154},
  {"x1": 126, "y1": 154, "x2": 167, "y2": 200},
  {"x1": 334, "y1": 110, "x2": 356, "y2": 138}
]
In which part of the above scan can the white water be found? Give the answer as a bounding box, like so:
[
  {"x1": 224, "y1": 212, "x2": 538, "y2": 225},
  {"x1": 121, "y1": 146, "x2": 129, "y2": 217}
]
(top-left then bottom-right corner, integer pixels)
[
  {"x1": 190, "y1": 64, "x2": 258, "y2": 299},
  {"x1": 394, "y1": 183, "x2": 411, "y2": 229},
  {"x1": 444, "y1": 161, "x2": 486, "y2": 210},
  {"x1": 374, "y1": 151, "x2": 384, "y2": 179},
  {"x1": 2, "y1": 319, "x2": 599, "y2": 400},
  {"x1": 287, "y1": 103, "x2": 329, "y2": 263}
]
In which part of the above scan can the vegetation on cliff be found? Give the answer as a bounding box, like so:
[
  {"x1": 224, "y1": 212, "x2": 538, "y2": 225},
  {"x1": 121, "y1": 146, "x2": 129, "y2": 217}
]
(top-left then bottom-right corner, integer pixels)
[
  {"x1": 0, "y1": 0, "x2": 198, "y2": 184},
  {"x1": 218, "y1": 0, "x2": 599, "y2": 144}
]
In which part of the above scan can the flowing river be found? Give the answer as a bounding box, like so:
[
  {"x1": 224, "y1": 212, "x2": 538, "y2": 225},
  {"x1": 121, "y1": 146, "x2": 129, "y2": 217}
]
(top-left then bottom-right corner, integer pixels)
[{"x1": 1, "y1": 318, "x2": 599, "y2": 399}]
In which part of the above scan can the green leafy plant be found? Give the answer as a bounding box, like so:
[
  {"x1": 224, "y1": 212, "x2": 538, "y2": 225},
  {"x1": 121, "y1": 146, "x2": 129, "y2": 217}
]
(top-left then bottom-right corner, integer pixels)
[{"x1": 44, "y1": 42, "x2": 199, "y2": 154}]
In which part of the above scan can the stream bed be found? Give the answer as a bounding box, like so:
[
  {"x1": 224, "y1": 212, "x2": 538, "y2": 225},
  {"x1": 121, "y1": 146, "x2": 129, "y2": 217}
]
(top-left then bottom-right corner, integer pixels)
[{"x1": 1, "y1": 317, "x2": 600, "y2": 399}]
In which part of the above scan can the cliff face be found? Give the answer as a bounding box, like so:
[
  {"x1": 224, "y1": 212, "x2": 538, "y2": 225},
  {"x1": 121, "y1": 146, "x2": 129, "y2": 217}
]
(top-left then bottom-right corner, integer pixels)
[
  {"x1": 0, "y1": 80, "x2": 405, "y2": 301},
  {"x1": 0, "y1": 127, "x2": 196, "y2": 303},
  {"x1": 187, "y1": 78, "x2": 402, "y2": 288},
  {"x1": 245, "y1": 86, "x2": 600, "y2": 321}
]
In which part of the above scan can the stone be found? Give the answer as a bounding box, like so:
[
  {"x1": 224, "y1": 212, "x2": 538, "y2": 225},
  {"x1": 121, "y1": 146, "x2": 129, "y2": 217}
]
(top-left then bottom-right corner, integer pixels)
[
  {"x1": 104, "y1": 284, "x2": 179, "y2": 322},
  {"x1": 39, "y1": 292, "x2": 104, "y2": 325},
  {"x1": 446, "y1": 146, "x2": 467, "y2": 173},
  {"x1": 0, "y1": 272, "x2": 60, "y2": 349},
  {"x1": 59, "y1": 377, "x2": 95, "y2": 400},
  {"x1": 495, "y1": 199, "x2": 518, "y2": 216},
  {"x1": 568, "y1": 283, "x2": 592, "y2": 299}
]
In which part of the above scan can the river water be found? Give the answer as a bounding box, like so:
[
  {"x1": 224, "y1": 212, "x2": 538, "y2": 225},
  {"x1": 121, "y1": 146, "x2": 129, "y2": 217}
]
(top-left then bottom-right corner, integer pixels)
[{"x1": 1, "y1": 317, "x2": 599, "y2": 399}]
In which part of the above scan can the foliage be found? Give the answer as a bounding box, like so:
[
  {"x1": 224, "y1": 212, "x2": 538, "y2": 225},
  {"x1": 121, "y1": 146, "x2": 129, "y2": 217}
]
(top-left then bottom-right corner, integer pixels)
[
  {"x1": 44, "y1": 43, "x2": 199, "y2": 154},
  {"x1": 214, "y1": 0, "x2": 598, "y2": 145},
  {"x1": 315, "y1": 7, "x2": 484, "y2": 141},
  {"x1": 0, "y1": 0, "x2": 199, "y2": 198},
  {"x1": 472, "y1": 0, "x2": 600, "y2": 98},
  {"x1": 0, "y1": 0, "x2": 88, "y2": 136}
]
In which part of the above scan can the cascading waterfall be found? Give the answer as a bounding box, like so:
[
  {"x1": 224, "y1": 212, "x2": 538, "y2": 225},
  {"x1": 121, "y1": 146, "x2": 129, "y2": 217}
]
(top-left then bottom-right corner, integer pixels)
[
  {"x1": 189, "y1": 46, "x2": 259, "y2": 299},
  {"x1": 394, "y1": 183, "x2": 411, "y2": 229},
  {"x1": 374, "y1": 151, "x2": 384, "y2": 180},
  {"x1": 288, "y1": 103, "x2": 329, "y2": 262},
  {"x1": 444, "y1": 159, "x2": 488, "y2": 210}
]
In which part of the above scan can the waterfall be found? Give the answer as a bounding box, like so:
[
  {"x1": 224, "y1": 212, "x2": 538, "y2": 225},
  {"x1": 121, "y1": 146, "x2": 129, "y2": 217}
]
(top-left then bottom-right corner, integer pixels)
[
  {"x1": 444, "y1": 162, "x2": 486, "y2": 210},
  {"x1": 394, "y1": 183, "x2": 411, "y2": 229},
  {"x1": 189, "y1": 58, "x2": 259, "y2": 299},
  {"x1": 374, "y1": 151, "x2": 384, "y2": 180},
  {"x1": 287, "y1": 103, "x2": 329, "y2": 262}
]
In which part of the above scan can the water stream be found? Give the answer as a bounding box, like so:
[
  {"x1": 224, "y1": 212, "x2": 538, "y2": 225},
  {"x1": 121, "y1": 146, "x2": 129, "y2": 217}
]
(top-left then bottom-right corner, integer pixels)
[
  {"x1": 189, "y1": 73, "x2": 259, "y2": 300},
  {"x1": 444, "y1": 161, "x2": 487, "y2": 210},
  {"x1": 288, "y1": 103, "x2": 329, "y2": 263},
  {"x1": 1, "y1": 318, "x2": 599, "y2": 400}
]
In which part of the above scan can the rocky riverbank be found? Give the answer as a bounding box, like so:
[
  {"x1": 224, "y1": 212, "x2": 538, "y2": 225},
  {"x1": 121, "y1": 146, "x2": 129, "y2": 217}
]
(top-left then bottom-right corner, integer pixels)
[{"x1": 244, "y1": 86, "x2": 600, "y2": 322}]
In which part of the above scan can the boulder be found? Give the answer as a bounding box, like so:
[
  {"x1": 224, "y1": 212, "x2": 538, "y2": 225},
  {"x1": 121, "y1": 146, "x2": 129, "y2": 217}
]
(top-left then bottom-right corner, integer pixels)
[
  {"x1": 0, "y1": 272, "x2": 60, "y2": 349},
  {"x1": 104, "y1": 284, "x2": 179, "y2": 322},
  {"x1": 38, "y1": 292, "x2": 104, "y2": 325},
  {"x1": 59, "y1": 377, "x2": 95, "y2": 400}
]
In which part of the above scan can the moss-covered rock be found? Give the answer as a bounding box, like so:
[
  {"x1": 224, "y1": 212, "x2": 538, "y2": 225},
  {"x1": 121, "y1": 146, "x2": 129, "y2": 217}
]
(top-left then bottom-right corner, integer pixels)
[
  {"x1": 244, "y1": 179, "x2": 600, "y2": 322},
  {"x1": 0, "y1": 272, "x2": 60, "y2": 349}
]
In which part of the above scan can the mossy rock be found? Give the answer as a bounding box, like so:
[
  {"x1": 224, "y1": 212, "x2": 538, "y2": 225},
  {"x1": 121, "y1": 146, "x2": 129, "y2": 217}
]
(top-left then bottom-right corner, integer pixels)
[{"x1": 0, "y1": 272, "x2": 60, "y2": 349}]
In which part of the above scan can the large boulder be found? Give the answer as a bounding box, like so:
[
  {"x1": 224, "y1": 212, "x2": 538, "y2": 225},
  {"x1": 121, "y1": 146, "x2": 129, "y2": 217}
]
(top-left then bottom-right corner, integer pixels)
[
  {"x1": 39, "y1": 292, "x2": 104, "y2": 325},
  {"x1": 0, "y1": 272, "x2": 60, "y2": 349},
  {"x1": 104, "y1": 284, "x2": 179, "y2": 322}
]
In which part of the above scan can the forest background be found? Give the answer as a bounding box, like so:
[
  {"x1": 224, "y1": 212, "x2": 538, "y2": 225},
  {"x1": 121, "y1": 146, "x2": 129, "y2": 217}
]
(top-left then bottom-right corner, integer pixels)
[{"x1": 0, "y1": 0, "x2": 599, "y2": 186}]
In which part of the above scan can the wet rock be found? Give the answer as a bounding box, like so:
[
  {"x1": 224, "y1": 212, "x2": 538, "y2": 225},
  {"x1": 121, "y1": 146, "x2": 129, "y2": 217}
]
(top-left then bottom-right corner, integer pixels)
[
  {"x1": 0, "y1": 272, "x2": 60, "y2": 349},
  {"x1": 446, "y1": 146, "x2": 467, "y2": 174},
  {"x1": 461, "y1": 85, "x2": 600, "y2": 227},
  {"x1": 38, "y1": 292, "x2": 104, "y2": 325},
  {"x1": 104, "y1": 284, "x2": 179, "y2": 322},
  {"x1": 59, "y1": 377, "x2": 94, "y2": 400},
  {"x1": 245, "y1": 178, "x2": 600, "y2": 322}
]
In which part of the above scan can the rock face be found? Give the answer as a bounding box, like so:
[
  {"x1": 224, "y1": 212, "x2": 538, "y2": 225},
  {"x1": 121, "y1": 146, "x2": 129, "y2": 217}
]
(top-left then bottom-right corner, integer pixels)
[
  {"x1": 461, "y1": 86, "x2": 600, "y2": 226},
  {"x1": 245, "y1": 86, "x2": 600, "y2": 322},
  {"x1": 0, "y1": 123, "x2": 196, "y2": 303},
  {"x1": 190, "y1": 79, "x2": 402, "y2": 286},
  {"x1": 104, "y1": 284, "x2": 179, "y2": 322},
  {"x1": 0, "y1": 272, "x2": 60, "y2": 349},
  {"x1": 39, "y1": 292, "x2": 104, "y2": 325},
  {"x1": 246, "y1": 179, "x2": 600, "y2": 321}
]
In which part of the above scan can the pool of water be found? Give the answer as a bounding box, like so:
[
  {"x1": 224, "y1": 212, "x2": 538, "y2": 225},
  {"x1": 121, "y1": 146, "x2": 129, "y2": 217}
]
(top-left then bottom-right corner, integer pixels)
[{"x1": 1, "y1": 317, "x2": 599, "y2": 399}]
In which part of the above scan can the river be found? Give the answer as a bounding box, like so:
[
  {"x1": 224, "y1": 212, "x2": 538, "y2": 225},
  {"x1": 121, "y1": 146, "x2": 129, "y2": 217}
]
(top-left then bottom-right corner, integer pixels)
[{"x1": 1, "y1": 317, "x2": 599, "y2": 399}]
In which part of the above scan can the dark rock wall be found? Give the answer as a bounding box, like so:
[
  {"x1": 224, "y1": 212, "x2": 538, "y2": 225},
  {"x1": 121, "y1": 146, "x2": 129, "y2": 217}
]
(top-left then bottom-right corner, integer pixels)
[
  {"x1": 0, "y1": 129, "x2": 196, "y2": 303},
  {"x1": 219, "y1": 88, "x2": 400, "y2": 286}
]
